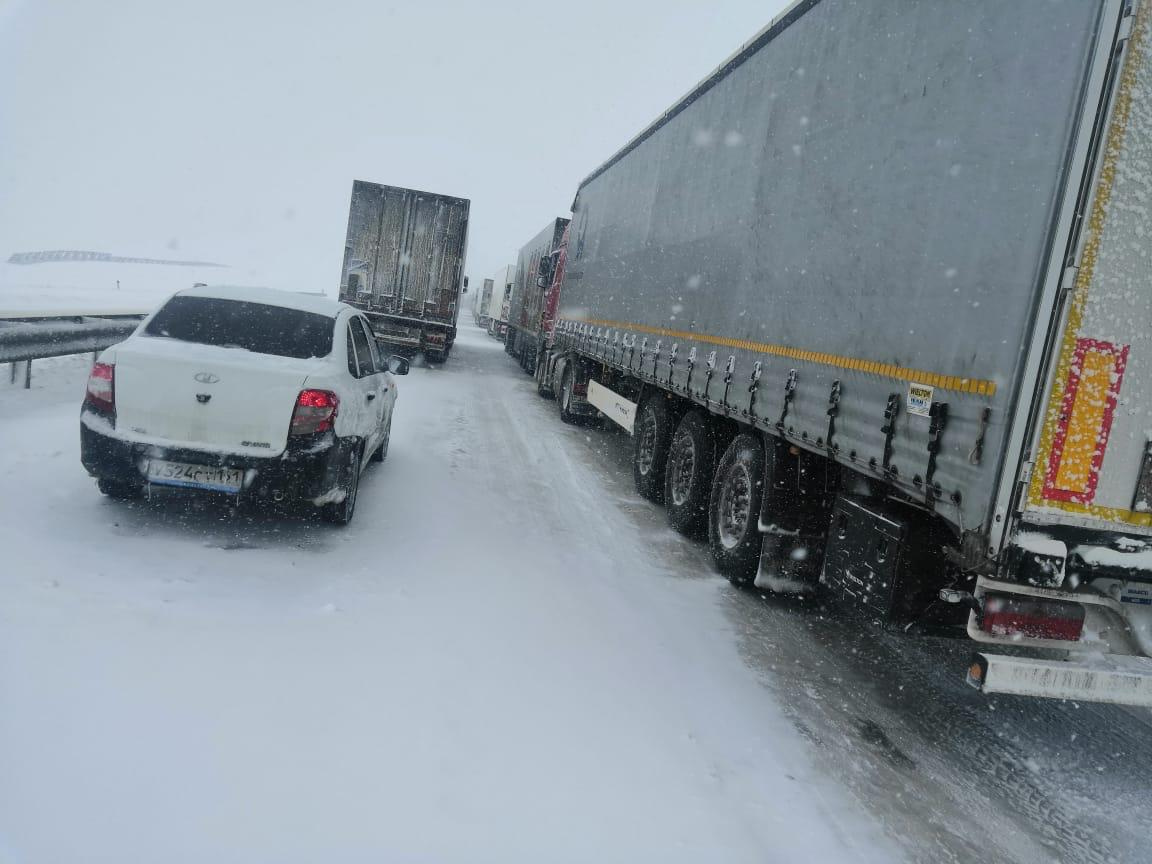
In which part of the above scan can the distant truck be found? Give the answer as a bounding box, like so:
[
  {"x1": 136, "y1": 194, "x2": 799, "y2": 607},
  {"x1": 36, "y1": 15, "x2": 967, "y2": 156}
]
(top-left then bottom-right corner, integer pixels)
[
  {"x1": 485, "y1": 265, "x2": 516, "y2": 340},
  {"x1": 532, "y1": 0, "x2": 1152, "y2": 706},
  {"x1": 473, "y1": 277, "x2": 494, "y2": 327},
  {"x1": 505, "y1": 217, "x2": 569, "y2": 375},
  {"x1": 338, "y1": 180, "x2": 470, "y2": 363}
]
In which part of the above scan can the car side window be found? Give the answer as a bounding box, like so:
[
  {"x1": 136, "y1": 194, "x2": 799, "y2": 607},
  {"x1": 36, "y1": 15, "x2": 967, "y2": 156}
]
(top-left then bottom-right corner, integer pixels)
[
  {"x1": 350, "y1": 317, "x2": 375, "y2": 377},
  {"x1": 358, "y1": 318, "x2": 383, "y2": 372},
  {"x1": 346, "y1": 325, "x2": 360, "y2": 378}
]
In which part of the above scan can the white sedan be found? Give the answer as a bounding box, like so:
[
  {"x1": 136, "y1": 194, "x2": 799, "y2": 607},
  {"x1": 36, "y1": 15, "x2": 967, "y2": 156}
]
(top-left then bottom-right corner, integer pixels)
[{"x1": 80, "y1": 285, "x2": 407, "y2": 524}]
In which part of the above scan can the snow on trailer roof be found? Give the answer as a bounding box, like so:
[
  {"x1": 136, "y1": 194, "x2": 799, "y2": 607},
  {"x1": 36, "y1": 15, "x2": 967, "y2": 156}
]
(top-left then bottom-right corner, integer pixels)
[
  {"x1": 577, "y1": 0, "x2": 814, "y2": 192},
  {"x1": 174, "y1": 285, "x2": 350, "y2": 318}
]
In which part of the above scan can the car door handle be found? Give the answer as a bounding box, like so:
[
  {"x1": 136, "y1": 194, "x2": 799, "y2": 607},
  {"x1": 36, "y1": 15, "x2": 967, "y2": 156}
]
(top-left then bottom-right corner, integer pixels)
[{"x1": 366, "y1": 393, "x2": 376, "y2": 401}]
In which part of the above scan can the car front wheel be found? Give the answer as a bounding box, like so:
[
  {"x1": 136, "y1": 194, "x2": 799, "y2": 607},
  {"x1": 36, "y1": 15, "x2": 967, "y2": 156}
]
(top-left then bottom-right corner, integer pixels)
[{"x1": 371, "y1": 415, "x2": 392, "y2": 463}]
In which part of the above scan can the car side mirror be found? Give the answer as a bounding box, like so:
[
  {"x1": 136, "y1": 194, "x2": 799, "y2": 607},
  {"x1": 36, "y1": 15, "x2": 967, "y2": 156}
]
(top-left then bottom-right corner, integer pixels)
[{"x1": 388, "y1": 355, "x2": 410, "y2": 375}]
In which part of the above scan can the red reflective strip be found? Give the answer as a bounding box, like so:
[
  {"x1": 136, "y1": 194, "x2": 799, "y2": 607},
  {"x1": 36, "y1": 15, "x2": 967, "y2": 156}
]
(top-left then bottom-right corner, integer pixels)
[
  {"x1": 1042, "y1": 339, "x2": 1129, "y2": 504},
  {"x1": 982, "y1": 609, "x2": 1084, "y2": 642}
]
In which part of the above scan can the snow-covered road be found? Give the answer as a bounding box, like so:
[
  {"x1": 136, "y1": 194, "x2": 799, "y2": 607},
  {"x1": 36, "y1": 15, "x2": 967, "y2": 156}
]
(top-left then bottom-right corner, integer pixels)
[{"x1": 1, "y1": 322, "x2": 1149, "y2": 863}]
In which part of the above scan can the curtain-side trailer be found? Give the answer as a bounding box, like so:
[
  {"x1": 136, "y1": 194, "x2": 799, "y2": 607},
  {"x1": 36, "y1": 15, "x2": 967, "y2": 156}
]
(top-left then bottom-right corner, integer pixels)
[
  {"x1": 338, "y1": 180, "x2": 470, "y2": 364},
  {"x1": 535, "y1": 0, "x2": 1152, "y2": 706}
]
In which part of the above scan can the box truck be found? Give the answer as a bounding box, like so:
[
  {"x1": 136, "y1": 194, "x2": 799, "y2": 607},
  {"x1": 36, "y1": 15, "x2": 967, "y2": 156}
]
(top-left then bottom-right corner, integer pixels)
[
  {"x1": 486, "y1": 265, "x2": 516, "y2": 340},
  {"x1": 474, "y1": 277, "x2": 495, "y2": 327},
  {"x1": 338, "y1": 180, "x2": 470, "y2": 363}
]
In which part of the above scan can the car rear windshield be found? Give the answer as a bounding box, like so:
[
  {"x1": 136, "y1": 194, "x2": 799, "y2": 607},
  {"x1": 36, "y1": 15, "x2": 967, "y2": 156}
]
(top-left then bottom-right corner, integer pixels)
[{"x1": 143, "y1": 296, "x2": 334, "y2": 359}]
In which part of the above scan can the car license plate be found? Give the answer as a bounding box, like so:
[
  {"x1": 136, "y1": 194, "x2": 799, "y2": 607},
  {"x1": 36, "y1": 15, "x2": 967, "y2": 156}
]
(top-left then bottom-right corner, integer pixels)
[{"x1": 146, "y1": 459, "x2": 244, "y2": 493}]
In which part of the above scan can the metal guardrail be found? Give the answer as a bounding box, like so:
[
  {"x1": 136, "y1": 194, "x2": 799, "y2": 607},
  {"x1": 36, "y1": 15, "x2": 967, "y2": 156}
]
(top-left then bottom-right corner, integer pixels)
[{"x1": 1, "y1": 312, "x2": 147, "y2": 388}]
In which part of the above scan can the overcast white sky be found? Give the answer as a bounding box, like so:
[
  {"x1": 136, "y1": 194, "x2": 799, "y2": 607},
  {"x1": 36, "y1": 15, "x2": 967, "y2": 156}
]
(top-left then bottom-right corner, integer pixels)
[{"x1": 0, "y1": 0, "x2": 791, "y2": 295}]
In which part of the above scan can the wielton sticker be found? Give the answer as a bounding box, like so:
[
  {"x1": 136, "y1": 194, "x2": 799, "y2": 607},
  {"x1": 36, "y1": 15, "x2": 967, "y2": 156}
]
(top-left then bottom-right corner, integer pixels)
[{"x1": 906, "y1": 383, "x2": 934, "y2": 417}]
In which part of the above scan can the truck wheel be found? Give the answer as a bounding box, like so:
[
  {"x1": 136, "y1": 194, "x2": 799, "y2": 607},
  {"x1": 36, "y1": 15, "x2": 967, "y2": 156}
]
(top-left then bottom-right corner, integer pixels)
[
  {"x1": 709, "y1": 433, "x2": 765, "y2": 586},
  {"x1": 559, "y1": 367, "x2": 579, "y2": 424},
  {"x1": 536, "y1": 355, "x2": 555, "y2": 399},
  {"x1": 633, "y1": 393, "x2": 674, "y2": 503},
  {"x1": 98, "y1": 477, "x2": 143, "y2": 500},
  {"x1": 323, "y1": 446, "x2": 360, "y2": 526},
  {"x1": 424, "y1": 349, "x2": 447, "y2": 364},
  {"x1": 665, "y1": 411, "x2": 719, "y2": 537}
]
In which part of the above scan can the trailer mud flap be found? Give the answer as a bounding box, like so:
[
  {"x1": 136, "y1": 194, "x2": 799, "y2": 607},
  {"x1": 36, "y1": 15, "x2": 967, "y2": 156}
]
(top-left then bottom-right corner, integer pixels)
[{"x1": 967, "y1": 652, "x2": 1152, "y2": 707}]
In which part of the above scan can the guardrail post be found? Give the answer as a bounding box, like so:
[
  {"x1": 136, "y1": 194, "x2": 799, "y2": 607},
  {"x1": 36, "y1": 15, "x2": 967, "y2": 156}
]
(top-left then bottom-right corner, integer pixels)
[
  {"x1": 24, "y1": 359, "x2": 31, "y2": 389},
  {"x1": 8, "y1": 362, "x2": 15, "y2": 384}
]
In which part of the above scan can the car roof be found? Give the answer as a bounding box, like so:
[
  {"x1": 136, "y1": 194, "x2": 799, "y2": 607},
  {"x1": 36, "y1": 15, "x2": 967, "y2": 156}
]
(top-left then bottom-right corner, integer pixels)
[{"x1": 173, "y1": 284, "x2": 352, "y2": 318}]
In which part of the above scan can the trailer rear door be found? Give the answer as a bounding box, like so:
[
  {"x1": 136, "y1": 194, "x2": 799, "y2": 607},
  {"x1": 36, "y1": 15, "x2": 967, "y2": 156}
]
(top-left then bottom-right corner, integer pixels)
[{"x1": 1023, "y1": 5, "x2": 1152, "y2": 536}]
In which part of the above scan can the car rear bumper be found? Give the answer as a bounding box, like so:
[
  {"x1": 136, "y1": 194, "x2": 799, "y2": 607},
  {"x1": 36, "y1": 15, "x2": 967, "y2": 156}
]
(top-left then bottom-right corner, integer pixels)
[{"x1": 80, "y1": 412, "x2": 349, "y2": 503}]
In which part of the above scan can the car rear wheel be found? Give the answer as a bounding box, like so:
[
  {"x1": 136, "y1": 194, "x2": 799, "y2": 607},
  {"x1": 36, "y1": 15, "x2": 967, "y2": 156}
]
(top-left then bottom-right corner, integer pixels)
[
  {"x1": 323, "y1": 445, "x2": 361, "y2": 525},
  {"x1": 97, "y1": 477, "x2": 143, "y2": 500}
]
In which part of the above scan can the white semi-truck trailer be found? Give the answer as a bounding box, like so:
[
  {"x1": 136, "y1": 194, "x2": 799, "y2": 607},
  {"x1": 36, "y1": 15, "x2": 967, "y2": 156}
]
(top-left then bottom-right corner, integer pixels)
[
  {"x1": 485, "y1": 265, "x2": 516, "y2": 341},
  {"x1": 534, "y1": 0, "x2": 1152, "y2": 706}
]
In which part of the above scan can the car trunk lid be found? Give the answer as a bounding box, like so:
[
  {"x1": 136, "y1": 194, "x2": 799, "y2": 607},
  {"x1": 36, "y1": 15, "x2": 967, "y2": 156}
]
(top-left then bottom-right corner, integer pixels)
[{"x1": 113, "y1": 338, "x2": 324, "y2": 457}]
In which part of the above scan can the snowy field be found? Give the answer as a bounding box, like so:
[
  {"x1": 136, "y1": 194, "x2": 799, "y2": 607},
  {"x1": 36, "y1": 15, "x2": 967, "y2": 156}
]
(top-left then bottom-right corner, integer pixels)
[
  {"x1": 1, "y1": 322, "x2": 1150, "y2": 863},
  {"x1": 0, "y1": 261, "x2": 265, "y2": 316}
]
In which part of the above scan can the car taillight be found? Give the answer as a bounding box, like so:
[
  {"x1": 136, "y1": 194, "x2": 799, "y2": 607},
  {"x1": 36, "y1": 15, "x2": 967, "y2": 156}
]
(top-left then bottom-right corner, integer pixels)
[
  {"x1": 84, "y1": 362, "x2": 115, "y2": 417},
  {"x1": 981, "y1": 594, "x2": 1085, "y2": 642},
  {"x1": 290, "y1": 389, "x2": 339, "y2": 435}
]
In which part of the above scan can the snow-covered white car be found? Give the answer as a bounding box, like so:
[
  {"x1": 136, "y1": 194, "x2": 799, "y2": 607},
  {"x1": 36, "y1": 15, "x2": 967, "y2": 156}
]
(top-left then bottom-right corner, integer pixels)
[{"x1": 80, "y1": 285, "x2": 408, "y2": 524}]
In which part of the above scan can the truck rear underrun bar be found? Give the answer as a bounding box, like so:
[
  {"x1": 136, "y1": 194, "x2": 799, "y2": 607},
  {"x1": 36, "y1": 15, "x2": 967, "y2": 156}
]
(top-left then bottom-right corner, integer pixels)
[{"x1": 967, "y1": 652, "x2": 1152, "y2": 707}]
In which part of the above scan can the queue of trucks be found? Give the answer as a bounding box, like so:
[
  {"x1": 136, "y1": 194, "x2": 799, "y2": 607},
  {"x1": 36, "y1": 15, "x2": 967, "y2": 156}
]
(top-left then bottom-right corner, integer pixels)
[{"x1": 486, "y1": 0, "x2": 1152, "y2": 707}]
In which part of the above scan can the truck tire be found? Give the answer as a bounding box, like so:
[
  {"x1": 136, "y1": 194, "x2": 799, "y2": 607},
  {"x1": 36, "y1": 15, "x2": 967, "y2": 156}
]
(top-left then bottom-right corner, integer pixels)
[
  {"x1": 559, "y1": 366, "x2": 579, "y2": 424},
  {"x1": 536, "y1": 355, "x2": 555, "y2": 399},
  {"x1": 709, "y1": 433, "x2": 765, "y2": 586},
  {"x1": 633, "y1": 392, "x2": 675, "y2": 503},
  {"x1": 323, "y1": 445, "x2": 361, "y2": 526},
  {"x1": 664, "y1": 410, "x2": 720, "y2": 537},
  {"x1": 424, "y1": 349, "x2": 447, "y2": 364}
]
